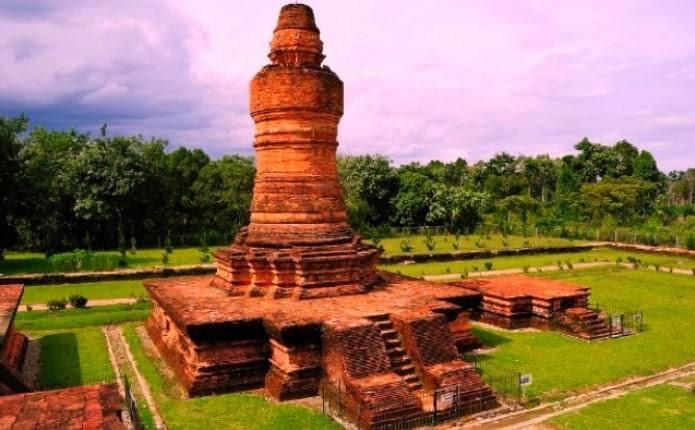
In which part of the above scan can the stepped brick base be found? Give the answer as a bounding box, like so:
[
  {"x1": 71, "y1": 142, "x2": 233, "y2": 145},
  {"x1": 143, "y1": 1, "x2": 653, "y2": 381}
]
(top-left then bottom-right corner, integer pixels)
[
  {"x1": 145, "y1": 272, "x2": 494, "y2": 427},
  {"x1": 455, "y1": 276, "x2": 606, "y2": 339}
]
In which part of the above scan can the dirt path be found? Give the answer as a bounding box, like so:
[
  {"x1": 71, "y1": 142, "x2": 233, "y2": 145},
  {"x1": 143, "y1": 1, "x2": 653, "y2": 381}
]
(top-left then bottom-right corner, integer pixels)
[
  {"x1": 448, "y1": 361, "x2": 695, "y2": 429},
  {"x1": 103, "y1": 325, "x2": 166, "y2": 429}
]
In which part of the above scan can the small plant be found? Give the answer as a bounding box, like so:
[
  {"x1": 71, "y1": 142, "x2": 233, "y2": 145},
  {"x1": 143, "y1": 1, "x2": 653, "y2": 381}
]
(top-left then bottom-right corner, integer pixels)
[
  {"x1": 69, "y1": 295, "x2": 88, "y2": 308},
  {"x1": 445, "y1": 267, "x2": 451, "y2": 274},
  {"x1": 484, "y1": 261, "x2": 493, "y2": 271},
  {"x1": 47, "y1": 299, "x2": 67, "y2": 311},
  {"x1": 423, "y1": 229, "x2": 437, "y2": 251},
  {"x1": 475, "y1": 240, "x2": 485, "y2": 248},
  {"x1": 399, "y1": 239, "x2": 413, "y2": 253},
  {"x1": 691, "y1": 268, "x2": 695, "y2": 276},
  {"x1": 199, "y1": 232, "x2": 211, "y2": 263},
  {"x1": 536, "y1": 267, "x2": 542, "y2": 273},
  {"x1": 502, "y1": 239, "x2": 509, "y2": 248},
  {"x1": 669, "y1": 266, "x2": 673, "y2": 273},
  {"x1": 522, "y1": 265, "x2": 529, "y2": 274},
  {"x1": 452, "y1": 241, "x2": 460, "y2": 250},
  {"x1": 686, "y1": 234, "x2": 695, "y2": 250},
  {"x1": 566, "y1": 261, "x2": 573, "y2": 270},
  {"x1": 118, "y1": 229, "x2": 128, "y2": 267},
  {"x1": 25, "y1": 305, "x2": 33, "y2": 312},
  {"x1": 165, "y1": 230, "x2": 173, "y2": 254},
  {"x1": 557, "y1": 260, "x2": 564, "y2": 271},
  {"x1": 523, "y1": 240, "x2": 530, "y2": 247},
  {"x1": 472, "y1": 265, "x2": 479, "y2": 272},
  {"x1": 616, "y1": 256, "x2": 623, "y2": 265},
  {"x1": 129, "y1": 237, "x2": 137, "y2": 255},
  {"x1": 162, "y1": 252, "x2": 170, "y2": 265},
  {"x1": 579, "y1": 257, "x2": 585, "y2": 263},
  {"x1": 654, "y1": 264, "x2": 661, "y2": 272},
  {"x1": 460, "y1": 271, "x2": 468, "y2": 279}
]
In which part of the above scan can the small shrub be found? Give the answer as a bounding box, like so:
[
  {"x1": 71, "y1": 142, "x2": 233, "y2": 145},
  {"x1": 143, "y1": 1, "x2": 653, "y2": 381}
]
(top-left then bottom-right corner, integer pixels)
[
  {"x1": 162, "y1": 252, "x2": 170, "y2": 265},
  {"x1": 654, "y1": 264, "x2": 660, "y2": 272},
  {"x1": 536, "y1": 267, "x2": 542, "y2": 273},
  {"x1": 129, "y1": 237, "x2": 137, "y2": 255},
  {"x1": 475, "y1": 240, "x2": 485, "y2": 248},
  {"x1": 484, "y1": 261, "x2": 493, "y2": 271},
  {"x1": 460, "y1": 271, "x2": 468, "y2": 279},
  {"x1": 165, "y1": 230, "x2": 173, "y2": 254},
  {"x1": 47, "y1": 299, "x2": 67, "y2": 311},
  {"x1": 669, "y1": 266, "x2": 673, "y2": 273},
  {"x1": 25, "y1": 305, "x2": 33, "y2": 312},
  {"x1": 579, "y1": 258, "x2": 585, "y2": 263},
  {"x1": 131, "y1": 295, "x2": 150, "y2": 304},
  {"x1": 445, "y1": 267, "x2": 451, "y2": 274},
  {"x1": 423, "y1": 236, "x2": 437, "y2": 251},
  {"x1": 472, "y1": 266, "x2": 479, "y2": 272},
  {"x1": 502, "y1": 239, "x2": 509, "y2": 248},
  {"x1": 686, "y1": 234, "x2": 695, "y2": 250},
  {"x1": 557, "y1": 260, "x2": 564, "y2": 271},
  {"x1": 616, "y1": 256, "x2": 623, "y2": 264},
  {"x1": 522, "y1": 265, "x2": 529, "y2": 274},
  {"x1": 68, "y1": 295, "x2": 88, "y2": 308},
  {"x1": 523, "y1": 240, "x2": 530, "y2": 247},
  {"x1": 691, "y1": 268, "x2": 695, "y2": 275},
  {"x1": 452, "y1": 241, "x2": 460, "y2": 250},
  {"x1": 399, "y1": 239, "x2": 413, "y2": 253},
  {"x1": 566, "y1": 261, "x2": 573, "y2": 270}
]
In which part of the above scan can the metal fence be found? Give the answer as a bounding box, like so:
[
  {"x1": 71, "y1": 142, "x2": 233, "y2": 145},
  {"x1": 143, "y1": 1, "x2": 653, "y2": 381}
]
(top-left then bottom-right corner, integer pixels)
[
  {"x1": 320, "y1": 361, "x2": 522, "y2": 430},
  {"x1": 124, "y1": 376, "x2": 144, "y2": 430}
]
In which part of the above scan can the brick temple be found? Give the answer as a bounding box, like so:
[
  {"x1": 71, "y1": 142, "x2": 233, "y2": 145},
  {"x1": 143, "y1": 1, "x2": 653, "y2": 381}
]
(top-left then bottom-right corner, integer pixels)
[
  {"x1": 457, "y1": 276, "x2": 611, "y2": 340},
  {"x1": 145, "y1": 4, "x2": 496, "y2": 427}
]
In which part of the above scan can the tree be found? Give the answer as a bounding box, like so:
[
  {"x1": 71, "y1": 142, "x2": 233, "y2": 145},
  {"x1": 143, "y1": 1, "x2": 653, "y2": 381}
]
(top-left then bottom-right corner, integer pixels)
[
  {"x1": 522, "y1": 155, "x2": 557, "y2": 202},
  {"x1": 580, "y1": 177, "x2": 656, "y2": 225},
  {"x1": 391, "y1": 171, "x2": 434, "y2": 227},
  {"x1": 192, "y1": 155, "x2": 255, "y2": 236},
  {"x1": 337, "y1": 154, "x2": 398, "y2": 229},
  {"x1": 497, "y1": 195, "x2": 539, "y2": 236},
  {"x1": 0, "y1": 115, "x2": 28, "y2": 259},
  {"x1": 632, "y1": 150, "x2": 661, "y2": 183},
  {"x1": 426, "y1": 184, "x2": 489, "y2": 233}
]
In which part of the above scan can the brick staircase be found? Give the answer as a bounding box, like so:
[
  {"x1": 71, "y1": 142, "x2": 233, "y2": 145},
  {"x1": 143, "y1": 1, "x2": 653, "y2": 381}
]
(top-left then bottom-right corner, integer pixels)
[
  {"x1": 368, "y1": 314, "x2": 423, "y2": 392},
  {"x1": 561, "y1": 307, "x2": 611, "y2": 340}
]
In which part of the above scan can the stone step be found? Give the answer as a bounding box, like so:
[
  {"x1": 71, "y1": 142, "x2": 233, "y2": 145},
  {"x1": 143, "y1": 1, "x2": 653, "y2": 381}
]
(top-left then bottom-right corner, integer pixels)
[
  {"x1": 380, "y1": 329, "x2": 398, "y2": 339},
  {"x1": 384, "y1": 337, "x2": 401, "y2": 347},
  {"x1": 394, "y1": 363, "x2": 416, "y2": 375},
  {"x1": 368, "y1": 313, "x2": 390, "y2": 322}
]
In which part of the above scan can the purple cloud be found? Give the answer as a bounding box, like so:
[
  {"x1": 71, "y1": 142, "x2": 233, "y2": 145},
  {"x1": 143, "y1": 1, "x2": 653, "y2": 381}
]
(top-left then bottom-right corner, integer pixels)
[{"x1": 0, "y1": 0, "x2": 693, "y2": 170}]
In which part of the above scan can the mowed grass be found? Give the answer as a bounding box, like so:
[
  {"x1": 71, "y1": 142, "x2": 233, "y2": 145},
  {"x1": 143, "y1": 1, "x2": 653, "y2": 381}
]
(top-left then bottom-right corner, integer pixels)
[
  {"x1": 22, "y1": 280, "x2": 147, "y2": 305},
  {"x1": 370, "y1": 234, "x2": 585, "y2": 255},
  {"x1": 14, "y1": 302, "x2": 151, "y2": 331},
  {"x1": 380, "y1": 247, "x2": 695, "y2": 277},
  {"x1": 548, "y1": 384, "x2": 695, "y2": 429},
  {"x1": 471, "y1": 268, "x2": 695, "y2": 400},
  {"x1": 30, "y1": 327, "x2": 114, "y2": 389},
  {"x1": 0, "y1": 247, "x2": 217, "y2": 275},
  {"x1": 121, "y1": 324, "x2": 340, "y2": 430}
]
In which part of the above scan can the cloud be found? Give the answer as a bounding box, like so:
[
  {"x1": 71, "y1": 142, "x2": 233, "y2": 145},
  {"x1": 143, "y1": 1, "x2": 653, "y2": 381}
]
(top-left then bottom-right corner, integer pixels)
[{"x1": 0, "y1": 0, "x2": 693, "y2": 170}]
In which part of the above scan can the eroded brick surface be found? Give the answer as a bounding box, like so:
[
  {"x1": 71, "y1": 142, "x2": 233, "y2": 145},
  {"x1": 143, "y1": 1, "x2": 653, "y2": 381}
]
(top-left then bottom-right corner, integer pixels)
[
  {"x1": 0, "y1": 384, "x2": 125, "y2": 429},
  {"x1": 0, "y1": 285, "x2": 29, "y2": 395}
]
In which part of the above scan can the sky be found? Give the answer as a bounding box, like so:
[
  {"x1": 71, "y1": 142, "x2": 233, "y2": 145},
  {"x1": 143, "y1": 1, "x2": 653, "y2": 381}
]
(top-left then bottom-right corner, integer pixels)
[{"x1": 1, "y1": 0, "x2": 693, "y2": 171}]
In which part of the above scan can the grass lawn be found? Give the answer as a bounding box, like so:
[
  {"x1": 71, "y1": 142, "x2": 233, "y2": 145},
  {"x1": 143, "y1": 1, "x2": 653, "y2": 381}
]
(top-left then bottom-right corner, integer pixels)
[
  {"x1": 14, "y1": 302, "x2": 151, "y2": 331},
  {"x1": 121, "y1": 324, "x2": 340, "y2": 430},
  {"x1": 471, "y1": 268, "x2": 695, "y2": 400},
  {"x1": 548, "y1": 384, "x2": 695, "y2": 429},
  {"x1": 31, "y1": 327, "x2": 114, "y2": 389},
  {"x1": 371, "y1": 234, "x2": 585, "y2": 255},
  {"x1": 380, "y1": 247, "x2": 695, "y2": 277},
  {"x1": 0, "y1": 247, "x2": 217, "y2": 275},
  {"x1": 22, "y1": 280, "x2": 147, "y2": 305}
]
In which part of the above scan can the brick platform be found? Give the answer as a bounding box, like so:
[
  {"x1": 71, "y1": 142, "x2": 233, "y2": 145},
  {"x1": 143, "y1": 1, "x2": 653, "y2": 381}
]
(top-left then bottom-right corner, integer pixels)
[
  {"x1": 0, "y1": 285, "x2": 29, "y2": 395},
  {"x1": 456, "y1": 276, "x2": 610, "y2": 339},
  {"x1": 0, "y1": 384, "x2": 125, "y2": 429}
]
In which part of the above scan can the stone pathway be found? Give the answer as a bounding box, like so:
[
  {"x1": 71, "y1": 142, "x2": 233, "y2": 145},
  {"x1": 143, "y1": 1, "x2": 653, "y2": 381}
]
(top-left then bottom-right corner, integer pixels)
[
  {"x1": 443, "y1": 361, "x2": 695, "y2": 429},
  {"x1": 103, "y1": 325, "x2": 166, "y2": 430}
]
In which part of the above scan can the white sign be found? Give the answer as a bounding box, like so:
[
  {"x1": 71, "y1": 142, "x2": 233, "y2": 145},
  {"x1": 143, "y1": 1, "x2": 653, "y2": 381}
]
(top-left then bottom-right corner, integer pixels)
[{"x1": 519, "y1": 373, "x2": 533, "y2": 387}]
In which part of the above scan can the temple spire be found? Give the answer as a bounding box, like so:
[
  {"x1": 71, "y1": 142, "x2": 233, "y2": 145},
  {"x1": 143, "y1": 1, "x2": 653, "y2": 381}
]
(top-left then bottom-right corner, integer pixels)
[{"x1": 269, "y1": 3, "x2": 325, "y2": 67}]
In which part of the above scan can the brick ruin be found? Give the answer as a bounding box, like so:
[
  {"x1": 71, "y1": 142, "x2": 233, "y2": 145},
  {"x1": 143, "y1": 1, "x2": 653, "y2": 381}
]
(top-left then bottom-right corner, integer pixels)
[
  {"x1": 0, "y1": 285, "x2": 30, "y2": 395},
  {"x1": 0, "y1": 384, "x2": 125, "y2": 429},
  {"x1": 144, "y1": 5, "x2": 496, "y2": 426},
  {"x1": 456, "y1": 276, "x2": 611, "y2": 340}
]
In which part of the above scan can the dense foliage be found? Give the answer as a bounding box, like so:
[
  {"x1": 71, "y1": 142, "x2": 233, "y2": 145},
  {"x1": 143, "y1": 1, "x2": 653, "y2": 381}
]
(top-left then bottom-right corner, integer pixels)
[{"x1": 0, "y1": 114, "x2": 692, "y2": 254}]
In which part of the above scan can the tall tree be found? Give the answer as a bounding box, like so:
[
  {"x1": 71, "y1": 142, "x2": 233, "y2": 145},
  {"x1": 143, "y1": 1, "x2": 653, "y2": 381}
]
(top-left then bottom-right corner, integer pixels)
[{"x1": 0, "y1": 115, "x2": 28, "y2": 259}]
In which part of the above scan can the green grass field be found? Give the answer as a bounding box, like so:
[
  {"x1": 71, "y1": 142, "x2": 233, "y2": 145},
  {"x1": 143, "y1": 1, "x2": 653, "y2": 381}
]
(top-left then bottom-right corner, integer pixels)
[
  {"x1": 380, "y1": 247, "x2": 695, "y2": 277},
  {"x1": 370, "y1": 234, "x2": 585, "y2": 255},
  {"x1": 14, "y1": 302, "x2": 151, "y2": 331},
  {"x1": 0, "y1": 247, "x2": 216, "y2": 275},
  {"x1": 31, "y1": 327, "x2": 114, "y2": 389},
  {"x1": 472, "y1": 268, "x2": 695, "y2": 400},
  {"x1": 21, "y1": 280, "x2": 147, "y2": 305},
  {"x1": 548, "y1": 384, "x2": 695, "y2": 429},
  {"x1": 121, "y1": 324, "x2": 339, "y2": 430}
]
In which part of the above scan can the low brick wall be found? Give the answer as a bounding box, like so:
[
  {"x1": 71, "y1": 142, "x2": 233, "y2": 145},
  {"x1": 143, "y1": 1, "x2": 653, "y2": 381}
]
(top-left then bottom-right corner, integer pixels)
[{"x1": 380, "y1": 245, "x2": 596, "y2": 264}]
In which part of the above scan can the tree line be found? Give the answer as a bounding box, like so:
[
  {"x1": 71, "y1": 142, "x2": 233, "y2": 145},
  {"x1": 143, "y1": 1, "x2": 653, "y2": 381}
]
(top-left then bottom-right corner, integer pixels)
[{"x1": 1, "y1": 114, "x2": 693, "y2": 258}]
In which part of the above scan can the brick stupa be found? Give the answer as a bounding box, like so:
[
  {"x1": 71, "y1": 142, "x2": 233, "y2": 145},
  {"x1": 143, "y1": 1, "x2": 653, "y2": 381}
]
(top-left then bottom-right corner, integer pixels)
[{"x1": 145, "y1": 4, "x2": 495, "y2": 427}]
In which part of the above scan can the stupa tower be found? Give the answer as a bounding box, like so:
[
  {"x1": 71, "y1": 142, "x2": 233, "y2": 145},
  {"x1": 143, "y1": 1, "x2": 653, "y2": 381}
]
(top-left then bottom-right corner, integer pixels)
[{"x1": 213, "y1": 4, "x2": 381, "y2": 299}]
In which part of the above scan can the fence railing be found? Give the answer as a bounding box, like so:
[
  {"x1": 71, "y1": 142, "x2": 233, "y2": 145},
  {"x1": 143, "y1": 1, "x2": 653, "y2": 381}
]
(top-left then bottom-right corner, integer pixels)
[{"x1": 124, "y1": 376, "x2": 144, "y2": 430}]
